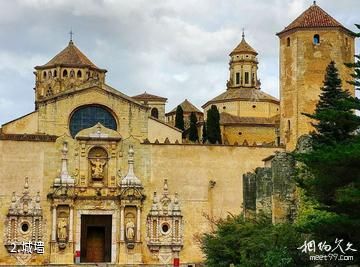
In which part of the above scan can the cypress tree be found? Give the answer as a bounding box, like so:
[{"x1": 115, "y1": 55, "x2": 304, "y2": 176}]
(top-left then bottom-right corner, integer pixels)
[
  {"x1": 175, "y1": 105, "x2": 184, "y2": 131},
  {"x1": 207, "y1": 105, "x2": 222, "y2": 144},
  {"x1": 202, "y1": 122, "x2": 207, "y2": 143},
  {"x1": 189, "y1": 112, "x2": 199, "y2": 142}
]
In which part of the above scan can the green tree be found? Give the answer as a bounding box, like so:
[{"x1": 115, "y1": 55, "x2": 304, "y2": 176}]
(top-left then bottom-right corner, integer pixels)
[
  {"x1": 296, "y1": 60, "x2": 360, "y2": 257},
  {"x1": 189, "y1": 112, "x2": 199, "y2": 142},
  {"x1": 345, "y1": 24, "x2": 360, "y2": 90},
  {"x1": 302, "y1": 61, "x2": 360, "y2": 147},
  {"x1": 175, "y1": 105, "x2": 184, "y2": 133},
  {"x1": 202, "y1": 122, "x2": 207, "y2": 143},
  {"x1": 201, "y1": 213, "x2": 307, "y2": 267},
  {"x1": 206, "y1": 105, "x2": 222, "y2": 144}
]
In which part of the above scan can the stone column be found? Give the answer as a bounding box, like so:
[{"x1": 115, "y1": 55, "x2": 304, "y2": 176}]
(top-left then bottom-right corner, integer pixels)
[
  {"x1": 69, "y1": 205, "x2": 74, "y2": 242},
  {"x1": 120, "y1": 206, "x2": 124, "y2": 241},
  {"x1": 136, "y1": 207, "x2": 141, "y2": 242},
  {"x1": 51, "y1": 205, "x2": 57, "y2": 242}
]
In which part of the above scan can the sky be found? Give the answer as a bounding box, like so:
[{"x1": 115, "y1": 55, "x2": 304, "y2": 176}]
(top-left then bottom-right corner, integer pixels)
[{"x1": 0, "y1": 0, "x2": 359, "y2": 125}]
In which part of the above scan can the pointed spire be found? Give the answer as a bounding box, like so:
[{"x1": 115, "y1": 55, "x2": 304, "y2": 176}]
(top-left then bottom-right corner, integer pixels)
[
  {"x1": 121, "y1": 145, "x2": 142, "y2": 187},
  {"x1": 242, "y1": 28, "x2": 245, "y2": 39},
  {"x1": 23, "y1": 177, "x2": 29, "y2": 196},
  {"x1": 163, "y1": 179, "x2": 169, "y2": 196}
]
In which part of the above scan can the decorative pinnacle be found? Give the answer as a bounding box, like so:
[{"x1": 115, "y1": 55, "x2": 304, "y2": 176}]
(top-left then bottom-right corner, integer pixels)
[
  {"x1": 242, "y1": 28, "x2": 245, "y2": 39},
  {"x1": 163, "y1": 179, "x2": 168, "y2": 196},
  {"x1": 69, "y1": 29, "x2": 74, "y2": 44},
  {"x1": 23, "y1": 177, "x2": 29, "y2": 195}
]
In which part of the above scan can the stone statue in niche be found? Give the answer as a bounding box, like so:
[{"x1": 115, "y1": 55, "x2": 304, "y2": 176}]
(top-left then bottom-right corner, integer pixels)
[
  {"x1": 90, "y1": 158, "x2": 106, "y2": 179},
  {"x1": 57, "y1": 218, "x2": 68, "y2": 242},
  {"x1": 125, "y1": 219, "x2": 135, "y2": 241}
]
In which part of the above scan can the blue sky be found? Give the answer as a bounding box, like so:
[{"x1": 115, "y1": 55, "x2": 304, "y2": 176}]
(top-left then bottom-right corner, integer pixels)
[{"x1": 0, "y1": 0, "x2": 359, "y2": 125}]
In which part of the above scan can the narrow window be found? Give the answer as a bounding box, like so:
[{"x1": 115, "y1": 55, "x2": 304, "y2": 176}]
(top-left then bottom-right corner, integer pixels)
[
  {"x1": 151, "y1": 108, "x2": 159, "y2": 119},
  {"x1": 43, "y1": 71, "x2": 47, "y2": 79},
  {"x1": 245, "y1": 72, "x2": 249, "y2": 84},
  {"x1": 287, "y1": 37, "x2": 290, "y2": 47},
  {"x1": 77, "y1": 70, "x2": 82, "y2": 78},
  {"x1": 236, "y1": 72, "x2": 240, "y2": 84},
  {"x1": 313, "y1": 34, "x2": 320, "y2": 44},
  {"x1": 53, "y1": 70, "x2": 57, "y2": 77},
  {"x1": 345, "y1": 37, "x2": 348, "y2": 46},
  {"x1": 287, "y1": 120, "x2": 291, "y2": 131},
  {"x1": 252, "y1": 72, "x2": 255, "y2": 85},
  {"x1": 63, "y1": 69, "x2": 68, "y2": 77}
]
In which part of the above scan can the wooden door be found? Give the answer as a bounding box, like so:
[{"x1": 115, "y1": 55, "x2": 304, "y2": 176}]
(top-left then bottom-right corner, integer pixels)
[
  {"x1": 86, "y1": 226, "x2": 105, "y2": 262},
  {"x1": 80, "y1": 215, "x2": 112, "y2": 263}
]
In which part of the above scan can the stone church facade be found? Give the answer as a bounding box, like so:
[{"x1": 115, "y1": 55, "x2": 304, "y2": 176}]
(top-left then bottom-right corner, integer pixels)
[{"x1": 0, "y1": 2, "x2": 355, "y2": 266}]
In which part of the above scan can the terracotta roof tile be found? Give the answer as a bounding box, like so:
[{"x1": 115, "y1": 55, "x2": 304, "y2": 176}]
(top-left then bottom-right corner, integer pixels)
[
  {"x1": 132, "y1": 92, "x2": 167, "y2": 102},
  {"x1": 202, "y1": 88, "x2": 279, "y2": 108},
  {"x1": 220, "y1": 112, "x2": 279, "y2": 126},
  {"x1": 167, "y1": 99, "x2": 202, "y2": 114},
  {"x1": 230, "y1": 37, "x2": 257, "y2": 56},
  {"x1": 35, "y1": 41, "x2": 106, "y2": 71},
  {"x1": 277, "y1": 3, "x2": 354, "y2": 36}
]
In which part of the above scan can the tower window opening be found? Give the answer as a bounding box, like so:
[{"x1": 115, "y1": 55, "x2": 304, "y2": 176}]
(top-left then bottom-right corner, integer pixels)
[
  {"x1": 245, "y1": 72, "x2": 249, "y2": 84},
  {"x1": 287, "y1": 37, "x2": 290, "y2": 47},
  {"x1": 287, "y1": 120, "x2": 291, "y2": 131},
  {"x1": 63, "y1": 69, "x2": 68, "y2": 77},
  {"x1": 313, "y1": 34, "x2": 320, "y2": 44},
  {"x1": 77, "y1": 70, "x2": 82, "y2": 78},
  {"x1": 43, "y1": 71, "x2": 47, "y2": 79},
  {"x1": 345, "y1": 37, "x2": 348, "y2": 46},
  {"x1": 151, "y1": 107, "x2": 159, "y2": 119},
  {"x1": 236, "y1": 72, "x2": 240, "y2": 85},
  {"x1": 53, "y1": 70, "x2": 57, "y2": 77}
]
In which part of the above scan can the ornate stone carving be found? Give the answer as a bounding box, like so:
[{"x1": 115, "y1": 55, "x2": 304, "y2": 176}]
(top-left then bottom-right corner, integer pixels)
[
  {"x1": 125, "y1": 219, "x2": 135, "y2": 241},
  {"x1": 147, "y1": 179, "x2": 183, "y2": 257},
  {"x1": 54, "y1": 141, "x2": 75, "y2": 186},
  {"x1": 4, "y1": 178, "x2": 43, "y2": 253},
  {"x1": 90, "y1": 158, "x2": 106, "y2": 179}
]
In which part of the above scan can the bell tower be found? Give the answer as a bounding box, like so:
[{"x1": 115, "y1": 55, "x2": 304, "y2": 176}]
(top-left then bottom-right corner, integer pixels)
[
  {"x1": 277, "y1": 2, "x2": 356, "y2": 150},
  {"x1": 228, "y1": 31, "x2": 259, "y2": 89}
]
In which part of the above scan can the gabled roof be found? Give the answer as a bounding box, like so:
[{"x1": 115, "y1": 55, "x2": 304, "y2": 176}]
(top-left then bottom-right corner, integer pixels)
[
  {"x1": 167, "y1": 99, "x2": 202, "y2": 115},
  {"x1": 202, "y1": 88, "x2": 279, "y2": 108},
  {"x1": 132, "y1": 92, "x2": 167, "y2": 102},
  {"x1": 35, "y1": 41, "x2": 107, "y2": 72},
  {"x1": 230, "y1": 35, "x2": 257, "y2": 56},
  {"x1": 277, "y1": 2, "x2": 355, "y2": 36}
]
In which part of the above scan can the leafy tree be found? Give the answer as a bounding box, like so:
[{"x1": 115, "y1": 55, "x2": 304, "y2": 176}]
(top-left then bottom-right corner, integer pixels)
[
  {"x1": 175, "y1": 105, "x2": 184, "y2": 133},
  {"x1": 189, "y1": 112, "x2": 199, "y2": 142},
  {"x1": 296, "y1": 60, "x2": 360, "y2": 258},
  {"x1": 202, "y1": 122, "x2": 207, "y2": 143},
  {"x1": 206, "y1": 105, "x2": 222, "y2": 144},
  {"x1": 201, "y1": 213, "x2": 307, "y2": 267}
]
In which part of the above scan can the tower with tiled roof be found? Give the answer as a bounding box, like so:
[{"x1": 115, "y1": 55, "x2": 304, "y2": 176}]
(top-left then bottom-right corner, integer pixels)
[
  {"x1": 132, "y1": 91, "x2": 167, "y2": 121},
  {"x1": 165, "y1": 99, "x2": 204, "y2": 129},
  {"x1": 228, "y1": 31, "x2": 259, "y2": 89},
  {"x1": 201, "y1": 31, "x2": 280, "y2": 145},
  {"x1": 34, "y1": 40, "x2": 107, "y2": 103},
  {"x1": 277, "y1": 1, "x2": 356, "y2": 150}
]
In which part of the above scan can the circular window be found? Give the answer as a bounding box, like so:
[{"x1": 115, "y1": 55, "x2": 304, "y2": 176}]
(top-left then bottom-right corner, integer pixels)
[
  {"x1": 252, "y1": 105, "x2": 256, "y2": 108},
  {"x1": 161, "y1": 222, "x2": 170, "y2": 234},
  {"x1": 21, "y1": 222, "x2": 30, "y2": 233},
  {"x1": 69, "y1": 105, "x2": 117, "y2": 137}
]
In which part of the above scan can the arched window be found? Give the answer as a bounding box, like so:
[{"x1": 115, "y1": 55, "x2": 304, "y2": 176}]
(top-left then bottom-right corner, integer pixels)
[
  {"x1": 313, "y1": 34, "x2": 320, "y2": 44},
  {"x1": 77, "y1": 70, "x2": 82, "y2": 78},
  {"x1": 69, "y1": 105, "x2": 117, "y2": 137},
  {"x1": 151, "y1": 107, "x2": 159, "y2": 119},
  {"x1": 287, "y1": 37, "x2": 290, "y2": 47},
  {"x1": 53, "y1": 70, "x2": 57, "y2": 77},
  {"x1": 63, "y1": 69, "x2": 68, "y2": 77},
  {"x1": 43, "y1": 71, "x2": 47, "y2": 79}
]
